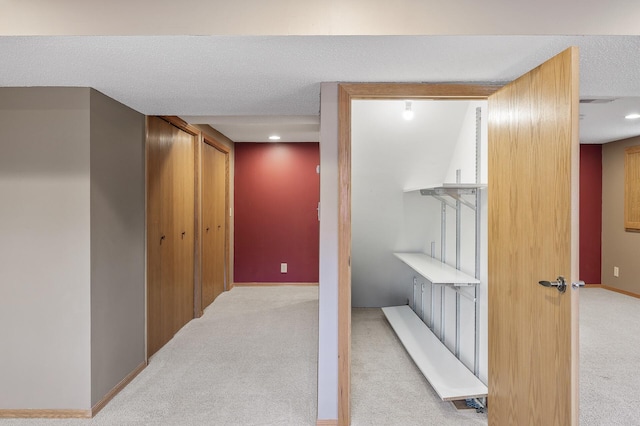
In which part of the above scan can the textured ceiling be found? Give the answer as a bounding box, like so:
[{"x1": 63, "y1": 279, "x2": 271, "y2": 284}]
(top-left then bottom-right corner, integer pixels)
[{"x1": 1, "y1": 35, "x2": 640, "y2": 143}]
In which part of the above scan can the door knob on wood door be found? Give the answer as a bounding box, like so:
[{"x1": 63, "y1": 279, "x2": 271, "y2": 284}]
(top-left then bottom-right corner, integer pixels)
[{"x1": 538, "y1": 276, "x2": 567, "y2": 293}]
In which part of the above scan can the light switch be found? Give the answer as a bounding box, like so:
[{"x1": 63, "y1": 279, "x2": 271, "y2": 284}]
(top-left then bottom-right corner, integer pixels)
[{"x1": 281, "y1": 263, "x2": 287, "y2": 273}]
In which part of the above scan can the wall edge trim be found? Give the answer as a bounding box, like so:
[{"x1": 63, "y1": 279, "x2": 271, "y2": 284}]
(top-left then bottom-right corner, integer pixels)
[
  {"x1": 317, "y1": 420, "x2": 338, "y2": 426},
  {"x1": 0, "y1": 410, "x2": 92, "y2": 419},
  {"x1": 601, "y1": 284, "x2": 640, "y2": 299}
]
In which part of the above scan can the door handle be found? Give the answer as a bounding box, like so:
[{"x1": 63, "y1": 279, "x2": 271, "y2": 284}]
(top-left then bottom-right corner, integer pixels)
[
  {"x1": 538, "y1": 276, "x2": 567, "y2": 293},
  {"x1": 538, "y1": 276, "x2": 586, "y2": 293}
]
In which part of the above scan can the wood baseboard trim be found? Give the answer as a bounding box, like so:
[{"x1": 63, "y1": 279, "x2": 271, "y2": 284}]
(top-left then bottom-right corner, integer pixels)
[
  {"x1": 91, "y1": 361, "x2": 147, "y2": 417},
  {"x1": 0, "y1": 409, "x2": 91, "y2": 419},
  {"x1": 601, "y1": 285, "x2": 640, "y2": 299},
  {"x1": 316, "y1": 420, "x2": 338, "y2": 426},
  {"x1": 584, "y1": 283, "x2": 601, "y2": 288},
  {"x1": 232, "y1": 282, "x2": 319, "y2": 287}
]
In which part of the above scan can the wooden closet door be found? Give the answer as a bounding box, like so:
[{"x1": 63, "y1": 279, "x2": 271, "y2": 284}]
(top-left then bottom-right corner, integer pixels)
[
  {"x1": 172, "y1": 127, "x2": 195, "y2": 335},
  {"x1": 201, "y1": 142, "x2": 227, "y2": 310},
  {"x1": 147, "y1": 116, "x2": 177, "y2": 356},
  {"x1": 147, "y1": 116, "x2": 195, "y2": 358}
]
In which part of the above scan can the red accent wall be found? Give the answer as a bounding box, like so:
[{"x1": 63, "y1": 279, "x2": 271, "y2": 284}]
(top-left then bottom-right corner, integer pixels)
[
  {"x1": 579, "y1": 144, "x2": 602, "y2": 284},
  {"x1": 234, "y1": 143, "x2": 320, "y2": 283}
]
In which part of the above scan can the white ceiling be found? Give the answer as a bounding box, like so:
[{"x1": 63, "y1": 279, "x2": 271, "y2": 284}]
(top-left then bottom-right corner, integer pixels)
[
  {"x1": 180, "y1": 115, "x2": 320, "y2": 143},
  {"x1": 1, "y1": 35, "x2": 640, "y2": 143}
]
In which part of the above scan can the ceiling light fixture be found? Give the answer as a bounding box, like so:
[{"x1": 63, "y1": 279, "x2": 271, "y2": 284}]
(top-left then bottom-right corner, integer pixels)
[
  {"x1": 402, "y1": 101, "x2": 414, "y2": 121},
  {"x1": 268, "y1": 135, "x2": 281, "y2": 141},
  {"x1": 625, "y1": 113, "x2": 640, "y2": 120}
]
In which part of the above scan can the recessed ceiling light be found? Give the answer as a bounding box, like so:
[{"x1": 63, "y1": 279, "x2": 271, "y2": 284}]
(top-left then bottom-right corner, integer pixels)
[
  {"x1": 268, "y1": 135, "x2": 281, "y2": 140},
  {"x1": 625, "y1": 113, "x2": 640, "y2": 120},
  {"x1": 402, "y1": 101, "x2": 414, "y2": 121}
]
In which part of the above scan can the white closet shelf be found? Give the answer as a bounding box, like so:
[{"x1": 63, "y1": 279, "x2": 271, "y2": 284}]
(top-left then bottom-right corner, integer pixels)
[
  {"x1": 394, "y1": 252, "x2": 479, "y2": 285},
  {"x1": 382, "y1": 305, "x2": 488, "y2": 401},
  {"x1": 403, "y1": 183, "x2": 486, "y2": 194}
]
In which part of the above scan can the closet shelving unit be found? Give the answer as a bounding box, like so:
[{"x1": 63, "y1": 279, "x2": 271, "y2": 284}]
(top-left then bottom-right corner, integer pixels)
[{"x1": 381, "y1": 108, "x2": 487, "y2": 404}]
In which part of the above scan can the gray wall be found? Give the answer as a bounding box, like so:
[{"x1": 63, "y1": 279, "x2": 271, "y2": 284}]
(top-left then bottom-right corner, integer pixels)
[
  {"x1": 317, "y1": 82, "x2": 338, "y2": 421},
  {"x1": 0, "y1": 88, "x2": 92, "y2": 409},
  {"x1": 0, "y1": 87, "x2": 146, "y2": 411},
  {"x1": 602, "y1": 136, "x2": 640, "y2": 294},
  {"x1": 89, "y1": 89, "x2": 145, "y2": 406}
]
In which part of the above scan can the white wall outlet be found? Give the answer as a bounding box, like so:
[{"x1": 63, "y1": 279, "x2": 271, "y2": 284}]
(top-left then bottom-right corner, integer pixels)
[
  {"x1": 281, "y1": 263, "x2": 287, "y2": 273},
  {"x1": 614, "y1": 266, "x2": 619, "y2": 277}
]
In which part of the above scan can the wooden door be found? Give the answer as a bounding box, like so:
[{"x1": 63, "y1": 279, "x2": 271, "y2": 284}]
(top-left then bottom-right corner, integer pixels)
[
  {"x1": 173, "y1": 127, "x2": 195, "y2": 335},
  {"x1": 147, "y1": 116, "x2": 177, "y2": 356},
  {"x1": 488, "y1": 47, "x2": 579, "y2": 425},
  {"x1": 147, "y1": 116, "x2": 195, "y2": 358},
  {"x1": 201, "y1": 141, "x2": 228, "y2": 310}
]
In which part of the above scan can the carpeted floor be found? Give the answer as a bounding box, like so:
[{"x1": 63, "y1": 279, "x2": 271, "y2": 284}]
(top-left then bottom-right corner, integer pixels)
[
  {"x1": 579, "y1": 288, "x2": 640, "y2": 426},
  {"x1": 1, "y1": 287, "x2": 639, "y2": 425},
  {"x1": 352, "y1": 288, "x2": 640, "y2": 426},
  {"x1": 351, "y1": 308, "x2": 488, "y2": 426},
  {"x1": 0, "y1": 286, "x2": 319, "y2": 426}
]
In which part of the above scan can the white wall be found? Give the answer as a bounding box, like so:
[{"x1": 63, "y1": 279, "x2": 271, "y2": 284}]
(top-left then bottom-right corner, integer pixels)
[
  {"x1": 0, "y1": 88, "x2": 92, "y2": 409},
  {"x1": 317, "y1": 82, "x2": 339, "y2": 420},
  {"x1": 351, "y1": 100, "x2": 488, "y2": 382},
  {"x1": 352, "y1": 100, "x2": 472, "y2": 306}
]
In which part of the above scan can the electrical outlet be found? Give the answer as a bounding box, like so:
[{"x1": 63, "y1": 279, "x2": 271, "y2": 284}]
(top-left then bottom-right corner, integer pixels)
[
  {"x1": 614, "y1": 266, "x2": 619, "y2": 277},
  {"x1": 281, "y1": 263, "x2": 287, "y2": 273}
]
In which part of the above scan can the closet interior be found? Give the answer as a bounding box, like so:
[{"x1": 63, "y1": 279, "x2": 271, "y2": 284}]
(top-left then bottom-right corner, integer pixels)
[{"x1": 351, "y1": 99, "x2": 488, "y2": 409}]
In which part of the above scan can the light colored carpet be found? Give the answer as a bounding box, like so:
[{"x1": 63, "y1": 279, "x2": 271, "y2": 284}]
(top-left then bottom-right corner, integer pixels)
[
  {"x1": 0, "y1": 286, "x2": 318, "y2": 426},
  {"x1": 352, "y1": 288, "x2": 640, "y2": 426},
  {"x1": 2, "y1": 287, "x2": 638, "y2": 425},
  {"x1": 579, "y1": 288, "x2": 640, "y2": 426},
  {"x1": 351, "y1": 308, "x2": 488, "y2": 426}
]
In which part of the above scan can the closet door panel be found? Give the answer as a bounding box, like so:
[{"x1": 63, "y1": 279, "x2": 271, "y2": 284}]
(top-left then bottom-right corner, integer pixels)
[
  {"x1": 147, "y1": 116, "x2": 177, "y2": 356},
  {"x1": 147, "y1": 116, "x2": 195, "y2": 357},
  {"x1": 201, "y1": 142, "x2": 227, "y2": 310},
  {"x1": 211, "y1": 145, "x2": 227, "y2": 300},
  {"x1": 174, "y1": 129, "x2": 195, "y2": 332},
  {"x1": 201, "y1": 142, "x2": 216, "y2": 309}
]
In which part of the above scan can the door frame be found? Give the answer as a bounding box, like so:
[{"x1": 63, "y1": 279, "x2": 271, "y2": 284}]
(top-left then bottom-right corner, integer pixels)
[{"x1": 336, "y1": 83, "x2": 501, "y2": 425}]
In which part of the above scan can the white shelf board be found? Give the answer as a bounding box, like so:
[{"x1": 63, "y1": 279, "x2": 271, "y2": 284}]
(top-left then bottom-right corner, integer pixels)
[
  {"x1": 394, "y1": 252, "x2": 479, "y2": 285},
  {"x1": 403, "y1": 183, "x2": 486, "y2": 193},
  {"x1": 403, "y1": 183, "x2": 441, "y2": 193},
  {"x1": 382, "y1": 305, "x2": 488, "y2": 401}
]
